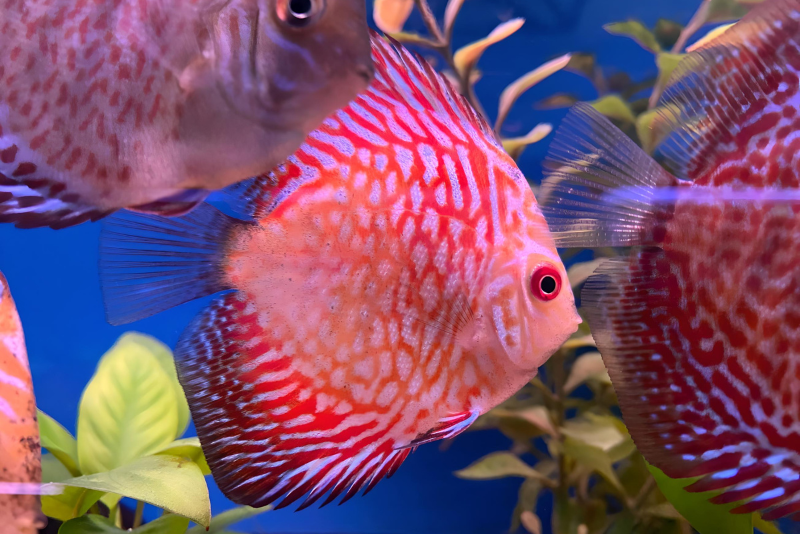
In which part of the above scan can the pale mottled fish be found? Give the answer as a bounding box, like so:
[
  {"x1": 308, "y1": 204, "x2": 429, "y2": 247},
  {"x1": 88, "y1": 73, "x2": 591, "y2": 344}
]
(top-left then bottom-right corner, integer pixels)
[
  {"x1": 0, "y1": 272, "x2": 45, "y2": 532},
  {"x1": 541, "y1": 0, "x2": 800, "y2": 519},
  {"x1": 0, "y1": 0, "x2": 372, "y2": 228},
  {"x1": 99, "y1": 35, "x2": 581, "y2": 509}
]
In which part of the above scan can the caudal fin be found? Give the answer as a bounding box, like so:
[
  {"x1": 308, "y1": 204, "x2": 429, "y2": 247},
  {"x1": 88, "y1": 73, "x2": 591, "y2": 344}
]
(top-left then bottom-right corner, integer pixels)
[
  {"x1": 539, "y1": 103, "x2": 680, "y2": 249},
  {"x1": 99, "y1": 204, "x2": 248, "y2": 325}
]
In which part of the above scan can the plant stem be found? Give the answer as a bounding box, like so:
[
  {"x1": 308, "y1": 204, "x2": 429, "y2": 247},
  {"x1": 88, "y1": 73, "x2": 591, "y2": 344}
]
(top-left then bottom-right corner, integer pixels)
[
  {"x1": 133, "y1": 500, "x2": 144, "y2": 529},
  {"x1": 648, "y1": 0, "x2": 711, "y2": 109},
  {"x1": 411, "y1": 0, "x2": 488, "y2": 117}
]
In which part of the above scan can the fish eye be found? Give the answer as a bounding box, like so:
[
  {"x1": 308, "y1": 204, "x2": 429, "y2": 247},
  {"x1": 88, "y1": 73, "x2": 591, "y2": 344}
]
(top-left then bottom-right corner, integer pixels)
[
  {"x1": 277, "y1": 0, "x2": 325, "y2": 28},
  {"x1": 530, "y1": 265, "x2": 562, "y2": 302}
]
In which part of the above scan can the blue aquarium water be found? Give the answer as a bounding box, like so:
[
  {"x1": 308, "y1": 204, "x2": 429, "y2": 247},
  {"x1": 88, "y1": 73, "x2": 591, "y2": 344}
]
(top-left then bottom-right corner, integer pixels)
[{"x1": 0, "y1": 0, "x2": 712, "y2": 532}]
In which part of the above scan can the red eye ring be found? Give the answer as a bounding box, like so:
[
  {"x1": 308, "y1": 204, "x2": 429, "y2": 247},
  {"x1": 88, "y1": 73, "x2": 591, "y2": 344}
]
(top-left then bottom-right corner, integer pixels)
[{"x1": 531, "y1": 265, "x2": 562, "y2": 301}]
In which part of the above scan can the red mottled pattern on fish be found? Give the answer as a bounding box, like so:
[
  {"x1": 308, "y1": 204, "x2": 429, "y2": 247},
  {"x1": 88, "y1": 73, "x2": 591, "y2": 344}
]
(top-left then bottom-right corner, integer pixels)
[
  {"x1": 0, "y1": 0, "x2": 373, "y2": 228},
  {"x1": 99, "y1": 35, "x2": 580, "y2": 509},
  {"x1": 176, "y1": 37, "x2": 578, "y2": 509},
  {"x1": 0, "y1": 0, "x2": 199, "y2": 227},
  {"x1": 541, "y1": 0, "x2": 800, "y2": 520}
]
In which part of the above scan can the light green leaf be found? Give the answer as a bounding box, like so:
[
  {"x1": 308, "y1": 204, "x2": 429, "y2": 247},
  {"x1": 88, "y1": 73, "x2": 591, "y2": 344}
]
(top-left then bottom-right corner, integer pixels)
[
  {"x1": 561, "y1": 334, "x2": 597, "y2": 351},
  {"x1": 754, "y1": 513, "x2": 785, "y2": 534},
  {"x1": 155, "y1": 437, "x2": 211, "y2": 476},
  {"x1": 687, "y1": 23, "x2": 736, "y2": 52},
  {"x1": 455, "y1": 452, "x2": 548, "y2": 481},
  {"x1": 77, "y1": 333, "x2": 183, "y2": 474},
  {"x1": 708, "y1": 0, "x2": 765, "y2": 23},
  {"x1": 636, "y1": 108, "x2": 663, "y2": 154},
  {"x1": 591, "y1": 95, "x2": 636, "y2": 124},
  {"x1": 127, "y1": 333, "x2": 190, "y2": 437},
  {"x1": 647, "y1": 463, "x2": 752, "y2": 534},
  {"x1": 604, "y1": 20, "x2": 662, "y2": 53},
  {"x1": 38, "y1": 410, "x2": 80, "y2": 477},
  {"x1": 496, "y1": 55, "x2": 571, "y2": 130},
  {"x1": 42, "y1": 487, "x2": 105, "y2": 523},
  {"x1": 59, "y1": 513, "x2": 191, "y2": 534},
  {"x1": 642, "y1": 502, "x2": 684, "y2": 520},
  {"x1": 567, "y1": 259, "x2": 608, "y2": 289},
  {"x1": 55, "y1": 454, "x2": 211, "y2": 527},
  {"x1": 385, "y1": 31, "x2": 435, "y2": 47},
  {"x1": 42, "y1": 453, "x2": 73, "y2": 483},
  {"x1": 656, "y1": 52, "x2": 686, "y2": 87},
  {"x1": 502, "y1": 124, "x2": 552, "y2": 160},
  {"x1": 563, "y1": 437, "x2": 624, "y2": 494},
  {"x1": 454, "y1": 18, "x2": 525, "y2": 77},
  {"x1": 372, "y1": 0, "x2": 414, "y2": 34},
  {"x1": 187, "y1": 505, "x2": 271, "y2": 534},
  {"x1": 563, "y1": 352, "x2": 611, "y2": 393},
  {"x1": 492, "y1": 406, "x2": 556, "y2": 437}
]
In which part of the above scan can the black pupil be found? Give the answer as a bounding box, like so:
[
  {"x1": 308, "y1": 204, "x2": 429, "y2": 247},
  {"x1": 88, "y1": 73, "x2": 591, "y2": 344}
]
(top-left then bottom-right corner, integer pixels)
[
  {"x1": 289, "y1": 0, "x2": 313, "y2": 16},
  {"x1": 540, "y1": 275, "x2": 557, "y2": 294}
]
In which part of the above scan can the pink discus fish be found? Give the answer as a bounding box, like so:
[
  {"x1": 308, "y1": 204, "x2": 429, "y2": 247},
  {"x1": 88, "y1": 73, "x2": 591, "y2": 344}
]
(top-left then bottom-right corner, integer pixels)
[
  {"x1": 0, "y1": 272, "x2": 44, "y2": 533},
  {"x1": 0, "y1": 0, "x2": 372, "y2": 229},
  {"x1": 541, "y1": 0, "x2": 800, "y2": 520},
  {"x1": 99, "y1": 34, "x2": 581, "y2": 509}
]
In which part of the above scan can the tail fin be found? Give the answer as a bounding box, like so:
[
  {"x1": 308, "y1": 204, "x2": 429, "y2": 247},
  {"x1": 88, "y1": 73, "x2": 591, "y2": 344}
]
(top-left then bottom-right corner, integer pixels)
[
  {"x1": 99, "y1": 204, "x2": 248, "y2": 325},
  {"x1": 539, "y1": 103, "x2": 680, "y2": 249}
]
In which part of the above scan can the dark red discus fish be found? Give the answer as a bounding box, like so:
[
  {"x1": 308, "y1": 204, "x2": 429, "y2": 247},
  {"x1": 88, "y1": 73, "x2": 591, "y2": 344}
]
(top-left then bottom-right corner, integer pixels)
[{"x1": 540, "y1": 0, "x2": 800, "y2": 520}]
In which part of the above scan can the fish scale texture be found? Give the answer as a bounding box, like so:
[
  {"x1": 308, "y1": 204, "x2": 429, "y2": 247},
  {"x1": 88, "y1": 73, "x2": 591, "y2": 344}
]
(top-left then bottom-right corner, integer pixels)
[
  {"x1": 542, "y1": 0, "x2": 800, "y2": 520},
  {"x1": 0, "y1": 0, "x2": 197, "y2": 226}
]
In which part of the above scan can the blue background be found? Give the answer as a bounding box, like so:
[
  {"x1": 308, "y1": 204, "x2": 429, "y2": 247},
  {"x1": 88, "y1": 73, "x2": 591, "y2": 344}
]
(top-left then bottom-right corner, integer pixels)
[{"x1": 1, "y1": 0, "x2": 707, "y2": 532}]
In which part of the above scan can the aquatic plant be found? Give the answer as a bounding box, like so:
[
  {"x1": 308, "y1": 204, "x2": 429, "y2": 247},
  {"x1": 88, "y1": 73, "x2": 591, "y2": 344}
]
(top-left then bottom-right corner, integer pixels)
[
  {"x1": 37, "y1": 333, "x2": 267, "y2": 533},
  {"x1": 371, "y1": 1, "x2": 788, "y2": 533}
]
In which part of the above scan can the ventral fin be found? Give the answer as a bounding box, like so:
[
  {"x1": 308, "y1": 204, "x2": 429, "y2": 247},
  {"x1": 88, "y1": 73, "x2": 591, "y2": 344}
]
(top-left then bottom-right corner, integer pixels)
[
  {"x1": 539, "y1": 103, "x2": 680, "y2": 248},
  {"x1": 583, "y1": 250, "x2": 800, "y2": 520},
  {"x1": 402, "y1": 410, "x2": 480, "y2": 449},
  {"x1": 653, "y1": 0, "x2": 800, "y2": 182},
  {"x1": 174, "y1": 293, "x2": 412, "y2": 511}
]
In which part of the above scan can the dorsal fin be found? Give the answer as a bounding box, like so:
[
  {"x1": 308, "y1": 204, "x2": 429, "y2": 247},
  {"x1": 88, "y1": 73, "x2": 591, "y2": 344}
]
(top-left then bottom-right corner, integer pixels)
[{"x1": 654, "y1": 0, "x2": 800, "y2": 183}]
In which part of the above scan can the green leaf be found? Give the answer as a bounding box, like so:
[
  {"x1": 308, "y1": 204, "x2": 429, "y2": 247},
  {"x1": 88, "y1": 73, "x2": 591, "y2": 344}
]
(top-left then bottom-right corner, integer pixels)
[
  {"x1": 563, "y1": 353, "x2": 611, "y2": 394},
  {"x1": 636, "y1": 108, "x2": 663, "y2": 154},
  {"x1": 453, "y1": 18, "x2": 525, "y2": 77},
  {"x1": 187, "y1": 505, "x2": 271, "y2": 534},
  {"x1": 708, "y1": 0, "x2": 765, "y2": 23},
  {"x1": 492, "y1": 406, "x2": 556, "y2": 437},
  {"x1": 654, "y1": 19, "x2": 684, "y2": 50},
  {"x1": 496, "y1": 55, "x2": 571, "y2": 130},
  {"x1": 566, "y1": 259, "x2": 608, "y2": 289},
  {"x1": 38, "y1": 410, "x2": 81, "y2": 477},
  {"x1": 502, "y1": 124, "x2": 553, "y2": 160},
  {"x1": 42, "y1": 487, "x2": 105, "y2": 523},
  {"x1": 646, "y1": 464, "x2": 752, "y2": 534},
  {"x1": 56, "y1": 454, "x2": 211, "y2": 527},
  {"x1": 59, "y1": 513, "x2": 191, "y2": 534},
  {"x1": 655, "y1": 52, "x2": 685, "y2": 87},
  {"x1": 42, "y1": 453, "x2": 73, "y2": 483},
  {"x1": 77, "y1": 333, "x2": 185, "y2": 474},
  {"x1": 591, "y1": 95, "x2": 637, "y2": 124},
  {"x1": 155, "y1": 437, "x2": 211, "y2": 476},
  {"x1": 126, "y1": 332, "x2": 190, "y2": 437},
  {"x1": 454, "y1": 452, "x2": 547, "y2": 481},
  {"x1": 563, "y1": 437, "x2": 624, "y2": 494},
  {"x1": 754, "y1": 513, "x2": 785, "y2": 534},
  {"x1": 604, "y1": 20, "x2": 662, "y2": 53},
  {"x1": 687, "y1": 23, "x2": 736, "y2": 52}
]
